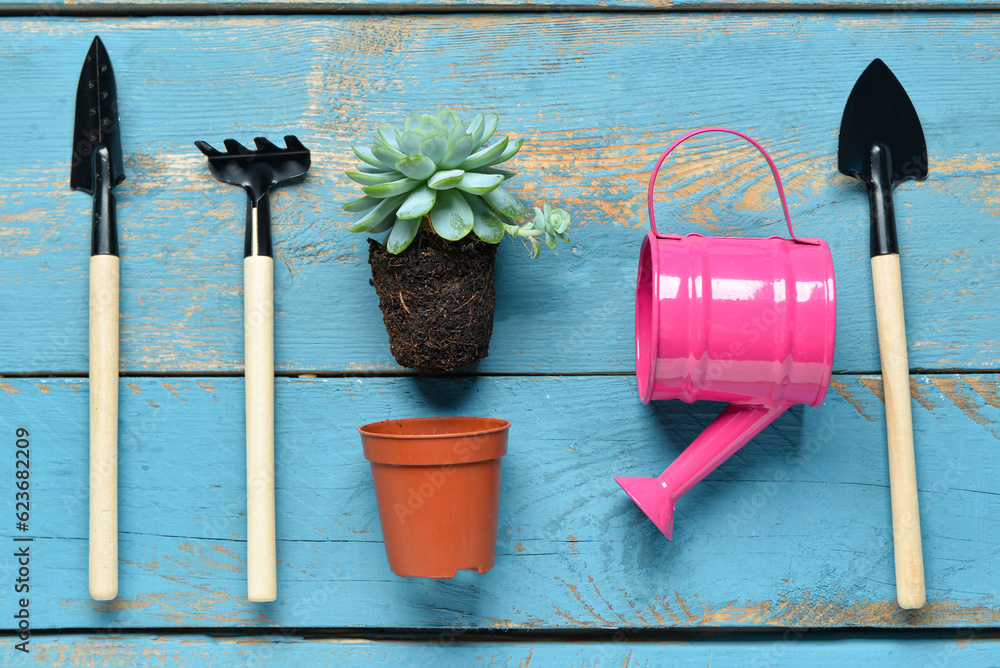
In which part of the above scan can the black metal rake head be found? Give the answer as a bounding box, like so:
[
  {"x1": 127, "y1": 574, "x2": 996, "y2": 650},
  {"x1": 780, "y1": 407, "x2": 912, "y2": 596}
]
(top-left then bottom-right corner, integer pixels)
[
  {"x1": 196, "y1": 134, "x2": 311, "y2": 257},
  {"x1": 195, "y1": 135, "x2": 311, "y2": 203}
]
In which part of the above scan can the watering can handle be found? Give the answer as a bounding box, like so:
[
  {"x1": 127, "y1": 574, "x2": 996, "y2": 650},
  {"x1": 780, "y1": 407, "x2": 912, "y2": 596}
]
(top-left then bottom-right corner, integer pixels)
[{"x1": 647, "y1": 127, "x2": 798, "y2": 241}]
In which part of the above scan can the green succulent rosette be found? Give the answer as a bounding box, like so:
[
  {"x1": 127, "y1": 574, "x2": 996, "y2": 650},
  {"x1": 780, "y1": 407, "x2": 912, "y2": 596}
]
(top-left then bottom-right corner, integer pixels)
[{"x1": 344, "y1": 109, "x2": 527, "y2": 254}]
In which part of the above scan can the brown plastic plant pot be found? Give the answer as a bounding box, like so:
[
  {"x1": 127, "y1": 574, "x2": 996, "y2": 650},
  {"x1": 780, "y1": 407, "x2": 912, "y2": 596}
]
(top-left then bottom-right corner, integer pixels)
[{"x1": 359, "y1": 416, "x2": 510, "y2": 579}]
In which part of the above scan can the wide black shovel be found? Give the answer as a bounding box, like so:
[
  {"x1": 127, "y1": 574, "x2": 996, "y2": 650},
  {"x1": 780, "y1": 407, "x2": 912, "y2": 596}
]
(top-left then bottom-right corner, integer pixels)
[{"x1": 838, "y1": 58, "x2": 927, "y2": 610}]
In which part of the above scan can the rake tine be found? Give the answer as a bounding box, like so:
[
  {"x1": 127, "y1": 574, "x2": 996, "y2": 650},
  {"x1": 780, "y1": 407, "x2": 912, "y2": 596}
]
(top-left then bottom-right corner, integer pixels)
[
  {"x1": 253, "y1": 137, "x2": 280, "y2": 152},
  {"x1": 194, "y1": 140, "x2": 220, "y2": 158},
  {"x1": 283, "y1": 135, "x2": 306, "y2": 152},
  {"x1": 223, "y1": 138, "x2": 251, "y2": 154}
]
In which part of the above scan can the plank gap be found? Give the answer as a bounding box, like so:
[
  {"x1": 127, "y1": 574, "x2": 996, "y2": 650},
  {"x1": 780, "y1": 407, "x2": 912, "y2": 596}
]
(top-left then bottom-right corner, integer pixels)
[
  {"x1": 0, "y1": 3, "x2": 998, "y2": 17},
  {"x1": 1, "y1": 369, "x2": 998, "y2": 379},
  {"x1": 11, "y1": 626, "x2": 1000, "y2": 642}
]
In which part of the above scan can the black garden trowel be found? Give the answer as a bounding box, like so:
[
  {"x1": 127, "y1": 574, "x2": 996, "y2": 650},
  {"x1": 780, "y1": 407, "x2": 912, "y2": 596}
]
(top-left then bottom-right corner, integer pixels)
[{"x1": 838, "y1": 58, "x2": 928, "y2": 610}]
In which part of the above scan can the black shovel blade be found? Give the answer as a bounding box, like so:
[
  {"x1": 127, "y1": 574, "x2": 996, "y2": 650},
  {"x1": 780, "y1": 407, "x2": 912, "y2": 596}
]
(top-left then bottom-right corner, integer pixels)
[
  {"x1": 838, "y1": 59, "x2": 927, "y2": 185},
  {"x1": 71, "y1": 36, "x2": 124, "y2": 193}
]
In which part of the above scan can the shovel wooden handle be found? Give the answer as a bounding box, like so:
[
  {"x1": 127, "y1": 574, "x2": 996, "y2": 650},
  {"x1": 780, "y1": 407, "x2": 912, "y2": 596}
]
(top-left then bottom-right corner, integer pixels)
[
  {"x1": 871, "y1": 253, "x2": 925, "y2": 610},
  {"x1": 89, "y1": 255, "x2": 119, "y2": 601},
  {"x1": 244, "y1": 256, "x2": 276, "y2": 602}
]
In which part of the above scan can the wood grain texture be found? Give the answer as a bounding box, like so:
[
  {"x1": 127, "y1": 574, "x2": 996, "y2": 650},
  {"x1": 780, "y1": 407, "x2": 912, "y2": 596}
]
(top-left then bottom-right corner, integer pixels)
[
  {"x1": 0, "y1": 374, "x2": 997, "y2": 630},
  {"x1": 244, "y1": 255, "x2": 277, "y2": 602},
  {"x1": 88, "y1": 254, "x2": 119, "y2": 601},
  {"x1": 2, "y1": 0, "x2": 1000, "y2": 10},
  {"x1": 12, "y1": 634, "x2": 1000, "y2": 667},
  {"x1": 872, "y1": 254, "x2": 925, "y2": 610},
  {"x1": 0, "y1": 15, "x2": 998, "y2": 375}
]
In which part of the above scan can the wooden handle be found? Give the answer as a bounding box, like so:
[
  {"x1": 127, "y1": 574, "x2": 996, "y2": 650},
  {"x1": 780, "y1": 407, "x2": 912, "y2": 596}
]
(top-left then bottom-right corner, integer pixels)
[
  {"x1": 871, "y1": 254, "x2": 926, "y2": 610},
  {"x1": 89, "y1": 255, "x2": 119, "y2": 601},
  {"x1": 244, "y1": 256, "x2": 276, "y2": 602}
]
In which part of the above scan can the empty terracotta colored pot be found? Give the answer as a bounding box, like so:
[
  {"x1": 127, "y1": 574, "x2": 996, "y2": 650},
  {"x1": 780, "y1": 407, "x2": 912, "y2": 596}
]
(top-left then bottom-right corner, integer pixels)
[{"x1": 360, "y1": 416, "x2": 510, "y2": 579}]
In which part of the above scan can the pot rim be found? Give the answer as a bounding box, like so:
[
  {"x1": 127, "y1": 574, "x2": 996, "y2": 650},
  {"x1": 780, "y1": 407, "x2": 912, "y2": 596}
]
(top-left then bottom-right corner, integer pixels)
[
  {"x1": 358, "y1": 416, "x2": 509, "y2": 439},
  {"x1": 360, "y1": 416, "x2": 510, "y2": 465}
]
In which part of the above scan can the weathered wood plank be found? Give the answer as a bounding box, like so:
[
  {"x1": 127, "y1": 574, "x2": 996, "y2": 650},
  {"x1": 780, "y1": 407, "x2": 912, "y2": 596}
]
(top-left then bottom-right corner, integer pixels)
[
  {"x1": 2, "y1": 0, "x2": 999, "y2": 10},
  {"x1": 0, "y1": 15, "x2": 998, "y2": 374},
  {"x1": 0, "y1": 374, "x2": 997, "y2": 629},
  {"x1": 12, "y1": 634, "x2": 1000, "y2": 667}
]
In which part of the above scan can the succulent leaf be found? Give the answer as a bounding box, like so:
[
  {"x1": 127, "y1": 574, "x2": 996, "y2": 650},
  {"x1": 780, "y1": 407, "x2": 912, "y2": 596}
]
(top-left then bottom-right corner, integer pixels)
[
  {"x1": 418, "y1": 116, "x2": 441, "y2": 134},
  {"x1": 403, "y1": 114, "x2": 422, "y2": 132},
  {"x1": 465, "y1": 193, "x2": 505, "y2": 244},
  {"x1": 396, "y1": 185, "x2": 437, "y2": 219},
  {"x1": 429, "y1": 189, "x2": 474, "y2": 241},
  {"x1": 348, "y1": 194, "x2": 407, "y2": 232},
  {"x1": 419, "y1": 135, "x2": 448, "y2": 164},
  {"x1": 343, "y1": 195, "x2": 379, "y2": 213},
  {"x1": 346, "y1": 171, "x2": 401, "y2": 187},
  {"x1": 427, "y1": 169, "x2": 466, "y2": 190},
  {"x1": 362, "y1": 177, "x2": 420, "y2": 198},
  {"x1": 369, "y1": 216, "x2": 396, "y2": 234},
  {"x1": 455, "y1": 172, "x2": 505, "y2": 195},
  {"x1": 372, "y1": 144, "x2": 406, "y2": 167},
  {"x1": 483, "y1": 186, "x2": 528, "y2": 220},
  {"x1": 399, "y1": 131, "x2": 423, "y2": 155},
  {"x1": 386, "y1": 215, "x2": 422, "y2": 254},
  {"x1": 440, "y1": 136, "x2": 475, "y2": 169},
  {"x1": 395, "y1": 155, "x2": 437, "y2": 181},
  {"x1": 353, "y1": 146, "x2": 384, "y2": 168},
  {"x1": 357, "y1": 162, "x2": 393, "y2": 174},
  {"x1": 458, "y1": 138, "x2": 509, "y2": 172},
  {"x1": 466, "y1": 114, "x2": 484, "y2": 140},
  {"x1": 477, "y1": 166, "x2": 516, "y2": 179},
  {"x1": 474, "y1": 114, "x2": 499, "y2": 149},
  {"x1": 487, "y1": 138, "x2": 523, "y2": 167},
  {"x1": 437, "y1": 109, "x2": 461, "y2": 130},
  {"x1": 446, "y1": 122, "x2": 467, "y2": 150},
  {"x1": 377, "y1": 124, "x2": 401, "y2": 150}
]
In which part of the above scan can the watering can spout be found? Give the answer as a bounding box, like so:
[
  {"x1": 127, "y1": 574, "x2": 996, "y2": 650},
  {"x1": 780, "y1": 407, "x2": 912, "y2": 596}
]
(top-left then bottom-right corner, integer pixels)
[
  {"x1": 616, "y1": 402, "x2": 789, "y2": 539},
  {"x1": 615, "y1": 476, "x2": 678, "y2": 538}
]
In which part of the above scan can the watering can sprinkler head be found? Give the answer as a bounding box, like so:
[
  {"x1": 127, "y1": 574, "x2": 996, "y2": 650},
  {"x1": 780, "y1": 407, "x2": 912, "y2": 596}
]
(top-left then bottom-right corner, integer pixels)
[{"x1": 615, "y1": 476, "x2": 677, "y2": 539}]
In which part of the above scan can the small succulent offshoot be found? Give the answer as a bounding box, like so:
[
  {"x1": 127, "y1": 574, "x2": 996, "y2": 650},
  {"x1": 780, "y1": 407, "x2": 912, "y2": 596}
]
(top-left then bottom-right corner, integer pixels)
[
  {"x1": 504, "y1": 204, "x2": 571, "y2": 259},
  {"x1": 344, "y1": 109, "x2": 571, "y2": 256}
]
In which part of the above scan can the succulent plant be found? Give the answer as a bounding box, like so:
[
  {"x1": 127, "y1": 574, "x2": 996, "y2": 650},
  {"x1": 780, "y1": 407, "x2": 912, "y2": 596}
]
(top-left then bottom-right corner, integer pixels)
[
  {"x1": 502, "y1": 204, "x2": 572, "y2": 259},
  {"x1": 344, "y1": 109, "x2": 529, "y2": 254}
]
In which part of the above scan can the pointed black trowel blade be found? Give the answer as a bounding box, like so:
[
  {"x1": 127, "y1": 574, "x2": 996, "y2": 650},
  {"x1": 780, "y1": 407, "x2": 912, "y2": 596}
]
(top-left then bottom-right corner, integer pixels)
[
  {"x1": 838, "y1": 59, "x2": 928, "y2": 184},
  {"x1": 71, "y1": 36, "x2": 124, "y2": 193}
]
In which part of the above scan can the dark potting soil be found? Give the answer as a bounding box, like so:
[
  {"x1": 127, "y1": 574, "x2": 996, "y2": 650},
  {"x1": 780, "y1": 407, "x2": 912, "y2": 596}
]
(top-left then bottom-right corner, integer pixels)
[{"x1": 368, "y1": 231, "x2": 498, "y2": 372}]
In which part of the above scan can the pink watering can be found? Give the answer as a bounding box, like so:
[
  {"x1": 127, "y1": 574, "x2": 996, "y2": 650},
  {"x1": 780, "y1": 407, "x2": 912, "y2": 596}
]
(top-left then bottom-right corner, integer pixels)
[{"x1": 616, "y1": 127, "x2": 837, "y2": 539}]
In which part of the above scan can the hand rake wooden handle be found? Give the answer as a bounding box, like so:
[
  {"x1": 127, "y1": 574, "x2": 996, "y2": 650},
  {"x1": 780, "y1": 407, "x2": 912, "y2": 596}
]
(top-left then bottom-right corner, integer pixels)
[
  {"x1": 89, "y1": 255, "x2": 119, "y2": 601},
  {"x1": 871, "y1": 254, "x2": 925, "y2": 610},
  {"x1": 245, "y1": 255, "x2": 276, "y2": 602}
]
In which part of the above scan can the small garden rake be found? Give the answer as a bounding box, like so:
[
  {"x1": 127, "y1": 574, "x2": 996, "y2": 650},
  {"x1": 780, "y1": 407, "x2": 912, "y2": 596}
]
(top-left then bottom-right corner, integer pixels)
[{"x1": 195, "y1": 135, "x2": 311, "y2": 602}]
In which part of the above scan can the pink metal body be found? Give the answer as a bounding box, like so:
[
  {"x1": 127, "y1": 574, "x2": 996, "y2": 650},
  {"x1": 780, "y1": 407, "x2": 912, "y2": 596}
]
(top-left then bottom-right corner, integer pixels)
[{"x1": 616, "y1": 128, "x2": 837, "y2": 539}]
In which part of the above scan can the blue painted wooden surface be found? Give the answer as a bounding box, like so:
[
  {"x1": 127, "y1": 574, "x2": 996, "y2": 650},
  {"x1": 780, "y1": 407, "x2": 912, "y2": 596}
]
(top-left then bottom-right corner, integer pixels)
[
  {"x1": 0, "y1": 15, "x2": 998, "y2": 374},
  {"x1": 7, "y1": 635, "x2": 1000, "y2": 667},
  {"x1": 0, "y1": 5, "x2": 998, "y2": 666},
  {"x1": 2, "y1": 0, "x2": 999, "y2": 9},
  {"x1": 0, "y1": 375, "x2": 997, "y2": 629}
]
